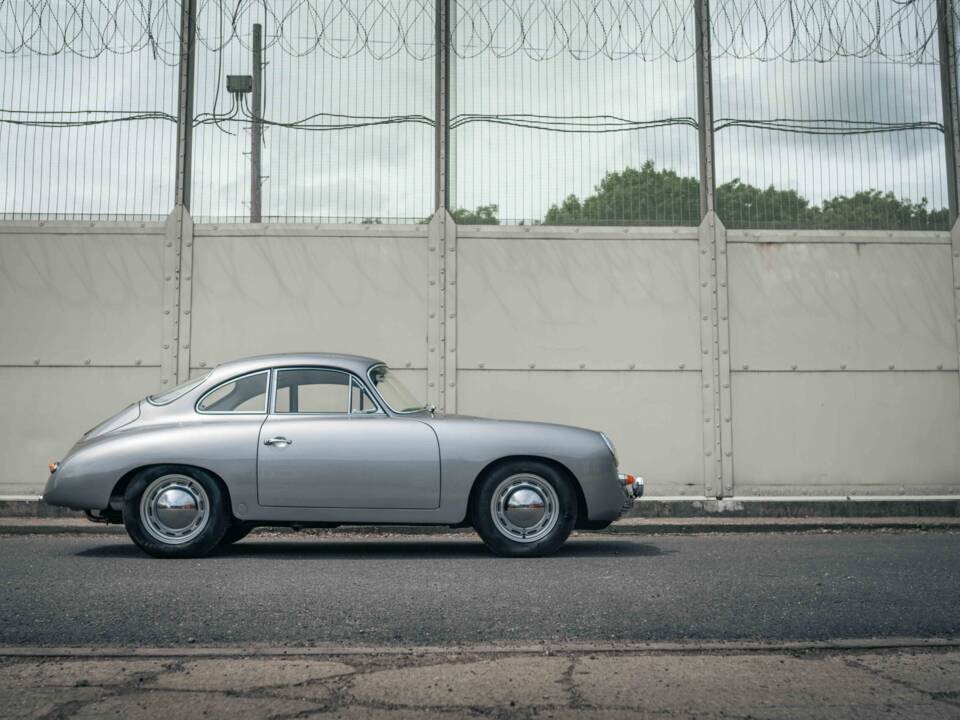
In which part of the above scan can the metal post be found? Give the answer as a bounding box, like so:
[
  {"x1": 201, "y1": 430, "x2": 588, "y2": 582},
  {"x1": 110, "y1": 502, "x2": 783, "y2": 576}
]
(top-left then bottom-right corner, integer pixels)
[
  {"x1": 434, "y1": 0, "x2": 450, "y2": 211},
  {"x1": 447, "y1": 0, "x2": 457, "y2": 212},
  {"x1": 693, "y1": 0, "x2": 731, "y2": 498},
  {"x1": 694, "y1": 0, "x2": 716, "y2": 219},
  {"x1": 251, "y1": 23, "x2": 263, "y2": 224},
  {"x1": 938, "y1": 0, "x2": 960, "y2": 223},
  {"x1": 427, "y1": 0, "x2": 456, "y2": 412},
  {"x1": 174, "y1": 0, "x2": 197, "y2": 210},
  {"x1": 937, "y1": 2, "x2": 960, "y2": 392}
]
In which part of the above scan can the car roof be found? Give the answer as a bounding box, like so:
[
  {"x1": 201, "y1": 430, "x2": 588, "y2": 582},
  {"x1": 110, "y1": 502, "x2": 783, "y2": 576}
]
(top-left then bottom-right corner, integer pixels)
[{"x1": 211, "y1": 353, "x2": 384, "y2": 379}]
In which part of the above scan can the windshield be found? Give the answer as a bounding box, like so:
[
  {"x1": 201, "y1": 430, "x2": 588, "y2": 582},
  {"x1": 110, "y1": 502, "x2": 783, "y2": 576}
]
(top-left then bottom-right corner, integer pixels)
[
  {"x1": 368, "y1": 365, "x2": 427, "y2": 413},
  {"x1": 147, "y1": 372, "x2": 209, "y2": 405}
]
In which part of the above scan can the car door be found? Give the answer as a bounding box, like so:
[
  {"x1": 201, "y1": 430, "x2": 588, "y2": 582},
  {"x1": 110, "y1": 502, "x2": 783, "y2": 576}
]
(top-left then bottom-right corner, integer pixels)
[{"x1": 256, "y1": 367, "x2": 440, "y2": 509}]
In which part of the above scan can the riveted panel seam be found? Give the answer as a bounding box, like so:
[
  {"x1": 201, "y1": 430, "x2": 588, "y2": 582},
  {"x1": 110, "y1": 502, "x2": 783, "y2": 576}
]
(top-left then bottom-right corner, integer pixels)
[
  {"x1": 175, "y1": 210, "x2": 195, "y2": 382},
  {"x1": 443, "y1": 210, "x2": 458, "y2": 412},
  {"x1": 714, "y1": 215, "x2": 734, "y2": 496},
  {"x1": 160, "y1": 208, "x2": 182, "y2": 388},
  {"x1": 952, "y1": 219, "x2": 960, "y2": 391},
  {"x1": 697, "y1": 216, "x2": 720, "y2": 499},
  {"x1": 426, "y1": 212, "x2": 444, "y2": 409}
]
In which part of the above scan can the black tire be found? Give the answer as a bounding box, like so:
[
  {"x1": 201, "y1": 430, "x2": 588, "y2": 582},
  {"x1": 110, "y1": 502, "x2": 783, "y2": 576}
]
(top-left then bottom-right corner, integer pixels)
[
  {"x1": 472, "y1": 460, "x2": 577, "y2": 557},
  {"x1": 122, "y1": 465, "x2": 230, "y2": 558},
  {"x1": 219, "y1": 524, "x2": 254, "y2": 546}
]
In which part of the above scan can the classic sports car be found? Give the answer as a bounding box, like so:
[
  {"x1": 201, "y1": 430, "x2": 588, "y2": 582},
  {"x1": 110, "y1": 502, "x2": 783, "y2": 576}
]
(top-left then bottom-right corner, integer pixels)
[{"x1": 43, "y1": 353, "x2": 643, "y2": 558}]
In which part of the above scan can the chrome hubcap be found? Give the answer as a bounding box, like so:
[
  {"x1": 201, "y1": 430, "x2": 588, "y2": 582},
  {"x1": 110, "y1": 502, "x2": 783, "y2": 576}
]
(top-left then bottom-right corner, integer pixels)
[
  {"x1": 140, "y1": 475, "x2": 209, "y2": 545},
  {"x1": 491, "y1": 473, "x2": 559, "y2": 543}
]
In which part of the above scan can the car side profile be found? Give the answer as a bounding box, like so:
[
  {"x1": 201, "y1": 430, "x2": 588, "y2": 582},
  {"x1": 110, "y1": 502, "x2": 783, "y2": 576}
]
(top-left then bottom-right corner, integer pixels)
[{"x1": 43, "y1": 353, "x2": 643, "y2": 558}]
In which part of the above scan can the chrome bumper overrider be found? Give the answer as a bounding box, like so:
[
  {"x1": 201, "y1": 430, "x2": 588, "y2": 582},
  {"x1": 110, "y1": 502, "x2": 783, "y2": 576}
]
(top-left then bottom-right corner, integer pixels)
[
  {"x1": 618, "y1": 473, "x2": 644, "y2": 515},
  {"x1": 619, "y1": 473, "x2": 644, "y2": 499}
]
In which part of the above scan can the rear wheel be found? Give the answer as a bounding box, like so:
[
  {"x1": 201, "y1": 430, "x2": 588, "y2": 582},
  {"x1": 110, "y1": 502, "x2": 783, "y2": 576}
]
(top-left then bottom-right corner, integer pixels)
[
  {"x1": 472, "y1": 460, "x2": 577, "y2": 557},
  {"x1": 123, "y1": 466, "x2": 230, "y2": 558}
]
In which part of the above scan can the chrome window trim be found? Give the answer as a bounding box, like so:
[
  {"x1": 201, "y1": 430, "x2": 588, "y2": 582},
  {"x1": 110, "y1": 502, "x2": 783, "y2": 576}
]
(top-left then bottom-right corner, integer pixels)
[
  {"x1": 147, "y1": 373, "x2": 210, "y2": 406},
  {"x1": 367, "y1": 363, "x2": 427, "y2": 415},
  {"x1": 269, "y1": 366, "x2": 385, "y2": 417},
  {"x1": 195, "y1": 370, "x2": 270, "y2": 415}
]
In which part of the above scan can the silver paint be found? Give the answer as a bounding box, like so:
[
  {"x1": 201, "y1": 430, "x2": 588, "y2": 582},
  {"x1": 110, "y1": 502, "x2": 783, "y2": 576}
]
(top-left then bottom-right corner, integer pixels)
[{"x1": 43, "y1": 353, "x2": 628, "y2": 527}]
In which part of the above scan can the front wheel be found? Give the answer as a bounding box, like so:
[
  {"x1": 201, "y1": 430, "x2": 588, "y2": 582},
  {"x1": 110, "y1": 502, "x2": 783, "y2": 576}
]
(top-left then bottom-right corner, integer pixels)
[
  {"x1": 472, "y1": 461, "x2": 577, "y2": 557},
  {"x1": 123, "y1": 466, "x2": 230, "y2": 558}
]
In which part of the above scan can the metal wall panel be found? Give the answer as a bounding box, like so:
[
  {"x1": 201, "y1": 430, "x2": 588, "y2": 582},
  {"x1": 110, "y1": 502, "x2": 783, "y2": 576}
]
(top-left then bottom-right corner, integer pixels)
[
  {"x1": 457, "y1": 370, "x2": 704, "y2": 497},
  {"x1": 728, "y1": 242, "x2": 957, "y2": 371},
  {"x1": 0, "y1": 223, "x2": 164, "y2": 366},
  {"x1": 457, "y1": 235, "x2": 701, "y2": 370},
  {"x1": 731, "y1": 371, "x2": 960, "y2": 496},
  {"x1": 1, "y1": 366, "x2": 160, "y2": 496},
  {"x1": 190, "y1": 226, "x2": 430, "y2": 370}
]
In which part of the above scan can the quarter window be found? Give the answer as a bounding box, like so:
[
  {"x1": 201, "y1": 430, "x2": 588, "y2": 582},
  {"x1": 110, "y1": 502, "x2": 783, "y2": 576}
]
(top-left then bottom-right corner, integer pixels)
[{"x1": 197, "y1": 371, "x2": 269, "y2": 413}]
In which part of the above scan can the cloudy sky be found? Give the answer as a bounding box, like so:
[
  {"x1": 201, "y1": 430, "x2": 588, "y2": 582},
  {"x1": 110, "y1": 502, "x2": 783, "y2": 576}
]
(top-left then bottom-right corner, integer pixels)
[{"x1": 0, "y1": 0, "x2": 950, "y2": 223}]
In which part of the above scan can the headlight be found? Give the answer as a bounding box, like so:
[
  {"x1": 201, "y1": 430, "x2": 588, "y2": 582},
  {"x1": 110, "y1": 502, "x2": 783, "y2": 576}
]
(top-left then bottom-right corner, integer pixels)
[{"x1": 600, "y1": 432, "x2": 617, "y2": 464}]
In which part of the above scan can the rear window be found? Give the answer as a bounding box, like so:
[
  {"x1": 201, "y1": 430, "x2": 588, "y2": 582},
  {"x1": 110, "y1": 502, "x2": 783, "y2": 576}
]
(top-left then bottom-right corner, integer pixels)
[
  {"x1": 147, "y1": 373, "x2": 209, "y2": 406},
  {"x1": 197, "y1": 372, "x2": 269, "y2": 413}
]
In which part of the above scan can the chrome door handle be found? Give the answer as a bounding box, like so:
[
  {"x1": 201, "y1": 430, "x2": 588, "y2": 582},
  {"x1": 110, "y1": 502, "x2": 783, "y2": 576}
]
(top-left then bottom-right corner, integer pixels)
[{"x1": 264, "y1": 436, "x2": 292, "y2": 447}]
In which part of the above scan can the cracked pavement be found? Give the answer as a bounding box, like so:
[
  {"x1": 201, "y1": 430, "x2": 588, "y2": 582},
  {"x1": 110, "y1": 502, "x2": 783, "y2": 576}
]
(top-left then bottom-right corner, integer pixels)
[{"x1": 3, "y1": 645, "x2": 960, "y2": 719}]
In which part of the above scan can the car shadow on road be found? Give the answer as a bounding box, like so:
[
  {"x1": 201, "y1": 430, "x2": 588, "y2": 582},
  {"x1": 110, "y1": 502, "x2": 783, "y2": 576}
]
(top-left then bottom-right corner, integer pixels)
[{"x1": 75, "y1": 537, "x2": 670, "y2": 560}]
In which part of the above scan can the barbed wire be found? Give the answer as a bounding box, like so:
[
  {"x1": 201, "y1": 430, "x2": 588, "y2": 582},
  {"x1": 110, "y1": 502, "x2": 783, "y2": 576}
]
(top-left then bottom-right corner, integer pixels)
[{"x1": 0, "y1": 0, "x2": 946, "y2": 63}]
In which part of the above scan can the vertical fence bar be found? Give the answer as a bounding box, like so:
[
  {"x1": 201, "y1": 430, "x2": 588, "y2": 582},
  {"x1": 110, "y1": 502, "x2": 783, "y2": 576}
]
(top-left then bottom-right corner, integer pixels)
[
  {"x1": 174, "y1": 0, "x2": 197, "y2": 210},
  {"x1": 251, "y1": 23, "x2": 263, "y2": 224},
  {"x1": 435, "y1": 0, "x2": 451, "y2": 211},
  {"x1": 938, "y1": 0, "x2": 960, "y2": 223},
  {"x1": 694, "y1": 0, "x2": 716, "y2": 219}
]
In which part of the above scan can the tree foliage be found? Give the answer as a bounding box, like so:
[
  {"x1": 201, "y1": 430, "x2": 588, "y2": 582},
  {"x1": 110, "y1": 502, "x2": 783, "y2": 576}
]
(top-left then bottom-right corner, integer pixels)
[
  {"x1": 450, "y1": 204, "x2": 500, "y2": 224},
  {"x1": 540, "y1": 161, "x2": 948, "y2": 231},
  {"x1": 544, "y1": 161, "x2": 699, "y2": 226}
]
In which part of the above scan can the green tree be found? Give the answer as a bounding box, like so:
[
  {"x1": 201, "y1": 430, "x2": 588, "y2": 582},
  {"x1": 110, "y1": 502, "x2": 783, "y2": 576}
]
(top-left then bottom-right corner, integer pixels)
[
  {"x1": 813, "y1": 190, "x2": 948, "y2": 231},
  {"x1": 420, "y1": 204, "x2": 501, "y2": 225},
  {"x1": 542, "y1": 161, "x2": 948, "y2": 230},
  {"x1": 451, "y1": 204, "x2": 500, "y2": 224},
  {"x1": 715, "y1": 179, "x2": 812, "y2": 229},
  {"x1": 544, "y1": 161, "x2": 699, "y2": 225}
]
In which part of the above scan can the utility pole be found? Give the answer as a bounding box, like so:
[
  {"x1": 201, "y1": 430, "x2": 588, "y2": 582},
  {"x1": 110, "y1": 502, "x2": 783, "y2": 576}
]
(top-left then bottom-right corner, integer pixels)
[{"x1": 251, "y1": 23, "x2": 263, "y2": 223}]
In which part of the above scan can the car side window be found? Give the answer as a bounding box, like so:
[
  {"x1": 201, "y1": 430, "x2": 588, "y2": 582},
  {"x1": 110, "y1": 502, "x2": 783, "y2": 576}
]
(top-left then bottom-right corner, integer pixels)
[
  {"x1": 197, "y1": 371, "x2": 269, "y2": 413},
  {"x1": 275, "y1": 369, "x2": 351, "y2": 414},
  {"x1": 350, "y1": 378, "x2": 379, "y2": 414}
]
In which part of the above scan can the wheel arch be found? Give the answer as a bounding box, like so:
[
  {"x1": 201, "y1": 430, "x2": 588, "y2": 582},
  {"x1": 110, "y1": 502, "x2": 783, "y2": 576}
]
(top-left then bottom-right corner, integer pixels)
[
  {"x1": 110, "y1": 463, "x2": 234, "y2": 515},
  {"x1": 465, "y1": 455, "x2": 588, "y2": 527}
]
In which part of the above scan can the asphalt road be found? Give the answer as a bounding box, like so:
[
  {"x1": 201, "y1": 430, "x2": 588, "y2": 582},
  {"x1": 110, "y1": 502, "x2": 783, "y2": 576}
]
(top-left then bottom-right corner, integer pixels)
[{"x1": 2, "y1": 531, "x2": 958, "y2": 646}]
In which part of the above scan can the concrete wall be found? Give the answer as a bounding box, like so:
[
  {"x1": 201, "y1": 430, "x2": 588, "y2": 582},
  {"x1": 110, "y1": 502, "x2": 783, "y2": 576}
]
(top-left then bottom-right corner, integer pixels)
[{"x1": 1, "y1": 214, "x2": 958, "y2": 499}]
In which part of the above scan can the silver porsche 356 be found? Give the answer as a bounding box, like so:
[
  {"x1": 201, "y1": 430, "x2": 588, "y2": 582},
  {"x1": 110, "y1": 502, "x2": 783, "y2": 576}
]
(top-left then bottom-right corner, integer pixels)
[{"x1": 44, "y1": 353, "x2": 643, "y2": 558}]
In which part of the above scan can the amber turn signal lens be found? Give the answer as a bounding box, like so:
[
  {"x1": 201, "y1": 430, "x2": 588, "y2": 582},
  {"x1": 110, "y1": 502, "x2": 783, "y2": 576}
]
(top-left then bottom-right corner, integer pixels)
[
  {"x1": 48, "y1": 462, "x2": 59, "y2": 474},
  {"x1": 622, "y1": 474, "x2": 635, "y2": 486}
]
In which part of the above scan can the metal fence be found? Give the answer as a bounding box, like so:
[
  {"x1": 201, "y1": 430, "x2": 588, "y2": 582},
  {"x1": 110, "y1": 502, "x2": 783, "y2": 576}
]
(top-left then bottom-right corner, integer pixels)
[{"x1": 1, "y1": 0, "x2": 959, "y2": 230}]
